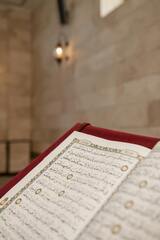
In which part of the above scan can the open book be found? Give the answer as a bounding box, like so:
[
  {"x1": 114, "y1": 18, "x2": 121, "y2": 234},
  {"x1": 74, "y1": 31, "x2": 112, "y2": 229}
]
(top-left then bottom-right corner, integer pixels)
[{"x1": 0, "y1": 130, "x2": 160, "y2": 240}]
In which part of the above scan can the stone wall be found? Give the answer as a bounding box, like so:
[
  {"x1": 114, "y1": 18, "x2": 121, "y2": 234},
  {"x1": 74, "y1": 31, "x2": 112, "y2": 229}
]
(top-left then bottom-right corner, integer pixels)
[
  {"x1": 0, "y1": 7, "x2": 32, "y2": 172},
  {"x1": 31, "y1": 0, "x2": 160, "y2": 153},
  {"x1": 0, "y1": 0, "x2": 160, "y2": 172}
]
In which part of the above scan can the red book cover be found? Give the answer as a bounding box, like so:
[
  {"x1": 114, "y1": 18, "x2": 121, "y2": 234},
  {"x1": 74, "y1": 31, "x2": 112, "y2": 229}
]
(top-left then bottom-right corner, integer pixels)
[{"x1": 0, "y1": 122, "x2": 159, "y2": 198}]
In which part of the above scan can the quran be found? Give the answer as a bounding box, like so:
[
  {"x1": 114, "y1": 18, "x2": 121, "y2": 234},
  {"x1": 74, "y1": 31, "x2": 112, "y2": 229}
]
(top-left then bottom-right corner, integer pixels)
[{"x1": 0, "y1": 123, "x2": 160, "y2": 240}]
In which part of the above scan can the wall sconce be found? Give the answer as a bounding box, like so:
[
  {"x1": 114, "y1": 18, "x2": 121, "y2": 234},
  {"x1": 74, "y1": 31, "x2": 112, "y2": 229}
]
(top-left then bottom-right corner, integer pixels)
[
  {"x1": 54, "y1": 40, "x2": 70, "y2": 64},
  {"x1": 54, "y1": 42, "x2": 64, "y2": 63}
]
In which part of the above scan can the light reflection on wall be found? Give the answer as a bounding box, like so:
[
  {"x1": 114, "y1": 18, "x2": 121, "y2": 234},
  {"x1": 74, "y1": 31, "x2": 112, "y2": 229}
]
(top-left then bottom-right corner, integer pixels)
[{"x1": 100, "y1": 0, "x2": 125, "y2": 17}]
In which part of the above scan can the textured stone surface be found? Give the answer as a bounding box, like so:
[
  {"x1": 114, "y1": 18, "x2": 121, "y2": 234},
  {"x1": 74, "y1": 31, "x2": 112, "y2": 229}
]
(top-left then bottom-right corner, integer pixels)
[
  {"x1": 8, "y1": 8, "x2": 32, "y2": 140},
  {"x1": 0, "y1": 0, "x2": 160, "y2": 169},
  {"x1": 149, "y1": 100, "x2": 160, "y2": 127},
  {"x1": 0, "y1": 143, "x2": 6, "y2": 172},
  {"x1": 0, "y1": 7, "x2": 32, "y2": 173},
  {"x1": 9, "y1": 142, "x2": 30, "y2": 173},
  {"x1": 31, "y1": 0, "x2": 160, "y2": 153}
]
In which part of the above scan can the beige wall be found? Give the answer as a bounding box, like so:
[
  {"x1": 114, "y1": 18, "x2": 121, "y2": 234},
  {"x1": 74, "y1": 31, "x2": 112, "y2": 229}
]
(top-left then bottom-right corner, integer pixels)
[
  {"x1": 32, "y1": 0, "x2": 67, "y2": 152},
  {"x1": 0, "y1": 7, "x2": 32, "y2": 140},
  {"x1": 0, "y1": 7, "x2": 32, "y2": 172},
  {"x1": 0, "y1": 0, "x2": 160, "y2": 171},
  {"x1": 31, "y1": 0, "x2": 160, "y2": 153}
]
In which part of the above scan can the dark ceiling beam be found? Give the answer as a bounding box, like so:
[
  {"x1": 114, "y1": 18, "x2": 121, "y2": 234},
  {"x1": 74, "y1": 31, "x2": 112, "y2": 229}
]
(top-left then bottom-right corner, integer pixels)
[{"x1": 57, "y1": 0, "x2": 69, "y2": 25}]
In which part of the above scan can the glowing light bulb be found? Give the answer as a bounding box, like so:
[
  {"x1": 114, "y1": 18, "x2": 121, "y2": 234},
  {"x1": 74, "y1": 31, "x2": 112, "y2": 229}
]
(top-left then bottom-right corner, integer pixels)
[
  {"x1": 55, "y1": 46, "x2": 63, "y2": 56},
  {"x1": 54, "y1": 40, "x2": 71, "y2": 64},
  {"x1": 54, "y1": 43, "x2": 64, "y2": 63}
]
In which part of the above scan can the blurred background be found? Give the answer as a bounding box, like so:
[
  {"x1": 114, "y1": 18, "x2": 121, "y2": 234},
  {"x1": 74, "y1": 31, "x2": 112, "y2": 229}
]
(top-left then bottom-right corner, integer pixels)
[{"x1": 0, "y1": 0, "x2": 160, "y2": 186}]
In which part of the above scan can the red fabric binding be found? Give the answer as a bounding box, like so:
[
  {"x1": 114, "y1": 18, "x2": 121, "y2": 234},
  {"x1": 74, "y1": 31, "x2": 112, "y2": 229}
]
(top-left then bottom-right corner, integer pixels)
[
  {"x1": 82, "y1": 125, "x2": 159, "y2": 149},
  {"x1": 0, "y1": 122, "x2": 159, "y2": 198},
  {"x1": 0, "y1": 123, "x2": 88, "y2": 198}
]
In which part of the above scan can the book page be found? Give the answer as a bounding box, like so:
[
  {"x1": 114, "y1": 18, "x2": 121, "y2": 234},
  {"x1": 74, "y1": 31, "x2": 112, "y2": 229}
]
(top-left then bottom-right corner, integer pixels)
[
  {"x1": 0, "y1": 131, "x2": 150, "y2": 240},
  {"x1": 78, "y1": 142, "x2": 160, "y2": 240}
]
